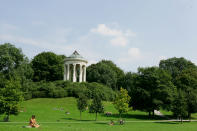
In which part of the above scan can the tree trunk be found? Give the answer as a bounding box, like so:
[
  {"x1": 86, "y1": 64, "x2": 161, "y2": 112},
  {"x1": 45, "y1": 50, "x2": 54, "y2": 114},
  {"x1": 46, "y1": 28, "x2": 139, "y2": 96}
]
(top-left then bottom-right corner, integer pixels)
[
  {"x1": 152, "y1": 110, "x2": 154, "y2": 116},
  {"x1": 119, "y1": 112, "x2": 122, "y2": 119},
  {"x1": 4, "y1": 114, "x2": 9, "y2": 122},
  {"x1": 149, "y1": 111, "x2": 151, "y2": 117},
  {"x1": 95, "y1": 112, "x2": 97, "y2": 121},
  {"x1": 80, "y1": 111, "x2": 82, "y2": 120},
  {"x1": 188, "y1": 112, "x2": 191, "y2": 121}
]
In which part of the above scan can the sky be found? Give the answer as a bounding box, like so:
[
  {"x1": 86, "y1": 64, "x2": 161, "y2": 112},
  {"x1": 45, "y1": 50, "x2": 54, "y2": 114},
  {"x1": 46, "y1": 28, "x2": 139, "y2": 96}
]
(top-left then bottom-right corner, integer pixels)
[{"x1": 0, "y1": 0, "x2": 197, "y2": 72}]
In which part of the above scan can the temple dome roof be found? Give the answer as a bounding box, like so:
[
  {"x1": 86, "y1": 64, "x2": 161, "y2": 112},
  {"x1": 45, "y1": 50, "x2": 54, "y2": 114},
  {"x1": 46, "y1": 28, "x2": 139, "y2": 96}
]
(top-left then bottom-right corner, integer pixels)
[
  {"x1": 69, "y1": 50, "x2": 83, "y2": 58},
  {"x1": 65, "y1": 51, "x2": 87, "y2": 63}
]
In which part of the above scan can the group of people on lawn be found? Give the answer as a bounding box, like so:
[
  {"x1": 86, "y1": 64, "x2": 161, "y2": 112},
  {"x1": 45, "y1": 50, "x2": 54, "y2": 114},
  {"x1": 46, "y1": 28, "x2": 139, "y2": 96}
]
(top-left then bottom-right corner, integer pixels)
[{"x1": 28, "y1": 115, "x2": 124, "y2": 128}]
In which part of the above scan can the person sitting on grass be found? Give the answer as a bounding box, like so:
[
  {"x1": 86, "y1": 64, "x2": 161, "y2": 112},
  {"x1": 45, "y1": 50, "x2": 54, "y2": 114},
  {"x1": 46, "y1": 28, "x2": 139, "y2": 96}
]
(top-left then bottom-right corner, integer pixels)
[
  {"x1": 119, "y1": 119, "x2": 124, "y2": 125},
  {"x1": 29, "y1": 115, "x2": 40, "y2": 128},
  {"x1": 109, "y1": 120, "x2": 114, "y2": 126}
]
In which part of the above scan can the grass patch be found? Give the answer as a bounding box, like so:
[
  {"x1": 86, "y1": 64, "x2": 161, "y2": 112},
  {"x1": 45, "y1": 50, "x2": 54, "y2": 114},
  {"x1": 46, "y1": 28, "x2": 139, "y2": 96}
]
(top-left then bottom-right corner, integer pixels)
[{"x1": 0, "y1": 97, "x2": 197, "y2": 131}]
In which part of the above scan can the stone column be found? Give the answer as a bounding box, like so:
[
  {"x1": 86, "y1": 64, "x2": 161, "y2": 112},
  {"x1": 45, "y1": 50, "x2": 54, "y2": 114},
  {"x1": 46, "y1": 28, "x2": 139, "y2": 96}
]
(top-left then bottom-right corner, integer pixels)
[
  {"x1": 64, "y1": 64, "x2": 66, "y2": 81},
  {"x1": 66, "y1": 64, "x2": 70, "y2": 81},
  {"x1": 73, "y1": 64, "x2": 76, "y2": 82},
  {"x1": 79, "y1": 64, "x2": 82, "y2": 82},
  {"x1": 83, "y1": 66, "x2": 86, "y2": 82}
]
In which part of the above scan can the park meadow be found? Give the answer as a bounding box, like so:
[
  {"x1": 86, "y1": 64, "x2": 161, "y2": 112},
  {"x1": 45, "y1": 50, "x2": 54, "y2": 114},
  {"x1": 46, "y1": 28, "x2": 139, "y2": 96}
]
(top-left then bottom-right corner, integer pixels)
[
  {"x1": 1, "y1": 43, "x2": 197, "y2": 131},
  {"x1": 1, "y1": 97, "x2": 197, "y2": 131}
]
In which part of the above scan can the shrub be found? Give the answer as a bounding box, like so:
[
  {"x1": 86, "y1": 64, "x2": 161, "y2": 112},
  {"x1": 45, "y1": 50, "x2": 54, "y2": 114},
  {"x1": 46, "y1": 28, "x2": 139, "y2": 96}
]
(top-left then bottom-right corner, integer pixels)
[
  {"x1": 86, "y1": 82, "x2": 116, "y2": 101},
  {"x1": 21, "y1": 80, "x2": 116, "y2": 100}
]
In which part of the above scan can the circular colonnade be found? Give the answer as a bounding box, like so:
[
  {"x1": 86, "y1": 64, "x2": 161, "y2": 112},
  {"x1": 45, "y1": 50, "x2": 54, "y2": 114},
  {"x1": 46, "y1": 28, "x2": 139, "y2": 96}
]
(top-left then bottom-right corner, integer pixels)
[{"x1": 64, "y1": 51, "x2": 88, "y2": 82}]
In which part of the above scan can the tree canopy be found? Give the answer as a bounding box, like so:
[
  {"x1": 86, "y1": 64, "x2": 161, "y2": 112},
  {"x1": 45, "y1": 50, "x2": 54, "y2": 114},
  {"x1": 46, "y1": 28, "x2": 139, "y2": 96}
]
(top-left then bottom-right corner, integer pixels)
[
  {"x1": 174, "y1": 68, "x2": 197, "y2": 118},
  {"x1": 130, "y1": 67, "x2": 175, "y2": 116},
  {"x1": 87, "y1": 60, "x2": 124, "y2": 90},
  {"x1": 0, "y1": 43, "x2": 25, "y2": 79},
  {"x1": 159, "y1": 57, "x2": 196, "y2": 83},
  {"x1": 31, "y1": 52, "x2": 65, "y2": 82}
]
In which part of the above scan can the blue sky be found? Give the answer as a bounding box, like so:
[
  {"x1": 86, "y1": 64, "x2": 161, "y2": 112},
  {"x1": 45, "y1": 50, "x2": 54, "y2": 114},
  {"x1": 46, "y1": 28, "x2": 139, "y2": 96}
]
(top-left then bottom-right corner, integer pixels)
[{"x1": 0, "y1": 0, "x2": 197, "y2": 72}]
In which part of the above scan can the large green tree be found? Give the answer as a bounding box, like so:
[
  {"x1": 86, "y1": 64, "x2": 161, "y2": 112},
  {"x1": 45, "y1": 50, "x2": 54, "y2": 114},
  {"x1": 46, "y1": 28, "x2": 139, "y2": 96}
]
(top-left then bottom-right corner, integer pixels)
[
  {"x1": 87, "y1": 60, "x2": 124, "y2": 90},
  {"x1": 160, "y1": 57, "x2": 197, "y2": 119},
  {"x1": 31, "y1": 52, "x2": 65, "y2": 81},
  {"x1": 130, "y1": 67, "x2": 175, "y2": 116},
  {"x1": 100, "y1": 60, "x2": 125, "y2": 89},
  {"x1": 0, "y1": 43, "x2": 33, "y2": 81},
  {"x1": 0, "y1": 43, "x2": 24, "y2": 79},
  {"x1": 175, "y1": 68, "x2": 197, "y2": 119},
  {"x1": 159, "y1": 57, "x2": 196, "y2": 83},
  {"x1": 0, "y1": 43, "x2": 31, "y2": 121},
  {"x1": 0, "y1": 79, "x2": 23, "y2": 121}
]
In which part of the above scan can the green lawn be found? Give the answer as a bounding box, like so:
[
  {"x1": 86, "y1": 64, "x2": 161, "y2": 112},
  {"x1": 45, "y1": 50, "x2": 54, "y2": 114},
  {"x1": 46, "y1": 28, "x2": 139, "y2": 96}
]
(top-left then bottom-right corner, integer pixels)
[{"x1": 0, "y1": 97, "x2": 197, "y2": 131}]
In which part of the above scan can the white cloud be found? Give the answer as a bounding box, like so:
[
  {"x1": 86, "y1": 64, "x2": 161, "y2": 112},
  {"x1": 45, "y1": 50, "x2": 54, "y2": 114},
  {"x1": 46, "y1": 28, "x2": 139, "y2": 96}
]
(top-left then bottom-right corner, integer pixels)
[
  {"x1": 110, "y1": 36, "x2": 127, "y2": 46},
  {"x1": 90, "y1": 24, "x2": 136, "y2": 47},
  {"x1": 0, "y1": 22, "x2": 102, "y2": 63},
  {"x1": 91, "y1": 24, "x2": 122, "y2": 36},
  {"x1": 128, "y1": 48, "x2": 141, "y2": 58},
  {"x1": 125, "y1": 30, "x2": 137, "y2": 37},
  {"x1": 0, "y1": 23, "x2": 74, "y2": 55},
  {"x1": 118, "y1": 47, "x2": 142, "y2": 63},
  {"x1": 0, "y1": 34, "x2": 73, "y2": 53}
]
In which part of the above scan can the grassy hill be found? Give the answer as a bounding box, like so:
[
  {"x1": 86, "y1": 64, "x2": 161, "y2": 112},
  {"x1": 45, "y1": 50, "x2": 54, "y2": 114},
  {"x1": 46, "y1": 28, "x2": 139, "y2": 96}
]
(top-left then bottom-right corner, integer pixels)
[{"x1": 0, "y1": 97, "x2": 197, "y2": 131}]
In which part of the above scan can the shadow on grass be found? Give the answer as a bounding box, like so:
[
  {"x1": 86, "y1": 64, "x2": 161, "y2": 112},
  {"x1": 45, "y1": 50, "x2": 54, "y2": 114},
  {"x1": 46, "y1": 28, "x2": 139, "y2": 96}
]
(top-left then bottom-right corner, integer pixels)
[
  {"x1": 61, "y1": 114, "x2": 174, "y2": 122},
  {"x1": 155, "y1": 121, "x2": 194, "y2": 124},
  {"x1": 101, "y1": 113, "x2": 173, "y2": 120},
  {"x1": 154, "y1": 122, "x2": 179, "y2": 124},
  {"x1": 61, "y1": 117, "x2": 94, "y2": 122},
  {"x1": 95, "y1": 122, "x2": 108, "y2": 125}
]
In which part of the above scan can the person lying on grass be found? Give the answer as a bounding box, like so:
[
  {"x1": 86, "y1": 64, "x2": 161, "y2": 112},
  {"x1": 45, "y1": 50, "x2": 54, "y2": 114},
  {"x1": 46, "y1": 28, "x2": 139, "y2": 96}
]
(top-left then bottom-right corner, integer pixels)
[{"x1": 29, "y1": 115, "x2": 40, "y2": 128}]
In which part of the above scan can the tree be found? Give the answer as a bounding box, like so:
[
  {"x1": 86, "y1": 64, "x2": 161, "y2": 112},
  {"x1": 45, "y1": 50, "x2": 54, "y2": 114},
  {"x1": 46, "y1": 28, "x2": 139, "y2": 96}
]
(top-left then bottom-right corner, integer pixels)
[
  {"x1": 121, "y1": 72, "x2": 137, "y2": 93},
  {"x1": 0, "y1": 79, "x2": 23, "y2": 121},
  {"x1": 89, "y1": 90, "x2": 104, "y2": 121},
  {"x1": 130, "y1": 67, "x2": 175, "y2": 116},
  {"x1": 86, "y1": 61, "x2": 118, "y2": 90},
  {"x1": 175, "y1": 68, "x2": 197, "y2": 119},
  {"x1": 159, "y1": 57, "x2": 197, "y2": 119},
  {"x1": 77, "y1": 94, "x2": 88, "y2": 120},
  {"x1": 171, "y1": 90, "x2": 187, "y2": 123},
  {"x1": 159, "y1": 57, "x2": 196, "y2": 83},
  {"x1": 0, "y1": 43, "x2": 24, "y2": 79},
  {"x1": 86, "y1": 82, "x2": 116, "y2": 101},
  {"x1": 31, "y1": 52, "x2": 65, "y2": 81},
  {"x1": 0, "y1": 43, "x2": 31, "y2": 120},
  {"x1": 113, "y1": 88, "x2": 131, "y2": 118},
  {"x1": 100, "y1": 60, "x2": 125, "y2": 89}
]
